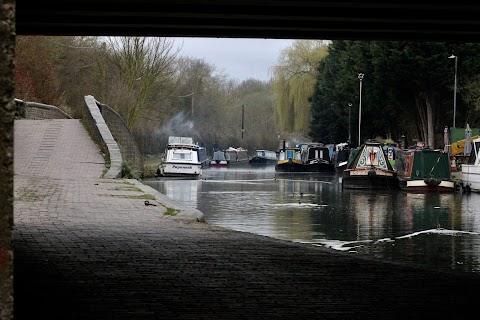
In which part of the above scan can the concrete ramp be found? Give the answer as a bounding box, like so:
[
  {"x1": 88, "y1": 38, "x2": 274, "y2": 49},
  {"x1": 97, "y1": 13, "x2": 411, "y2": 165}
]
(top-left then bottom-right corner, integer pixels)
[{"x1": 14, "y1": 119, "x2": 105, "y2": 179}]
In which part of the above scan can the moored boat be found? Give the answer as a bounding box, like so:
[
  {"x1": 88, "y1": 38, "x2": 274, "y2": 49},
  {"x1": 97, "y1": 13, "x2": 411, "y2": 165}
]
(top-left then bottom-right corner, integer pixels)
[
  {"x1": 342, "y1": 141, "x2": 399, "y2": 190},
  {"x1": 394, "y1": 148, "x2": 455, "y2": 192},
  {"x1": 332, "y1": 142, "x2": 350, "y2": 172},
  {"x1": 300, "y1": 143, "x2": 334, "y2": 172},
  {"x1": 210, "y1": 150, "x2": 228, "y2": 167},
  {"x1": 158, "y1": 136, "x2": 202, "y2": 178},
  {"x1": 461, "y1": 136, "x2": 480, "y2": 192},
  {"x1": 210, "y1": 147, "x2": 249, "y2": 168},
  {"x1": 249, "y1": 149, "x2": 278, "y2": 166},
  {"x1": 275, "y1": 146, "x2": 303, "y2": 172}
]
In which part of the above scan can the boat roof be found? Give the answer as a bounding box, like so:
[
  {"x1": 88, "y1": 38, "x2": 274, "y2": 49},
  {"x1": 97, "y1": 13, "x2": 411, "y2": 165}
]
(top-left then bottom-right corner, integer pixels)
[
  {"x1": 168, "y1": 143, "x2": 199, "y2": 150},
  {"x1": 349, "y1": 142, "x2": 394, "y2": 171},
  {"x1": 168, "y1": 136, "x2": 195, "y2": 144}
]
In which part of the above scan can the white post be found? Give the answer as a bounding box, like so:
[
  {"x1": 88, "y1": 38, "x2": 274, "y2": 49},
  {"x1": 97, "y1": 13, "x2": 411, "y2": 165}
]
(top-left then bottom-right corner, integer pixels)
[
  {"x1": 358, "y1": 73, "x2": 364, "y2": 146},
  {"x1": 448, "y1": 55, "x2": 458, "y2": 128}
]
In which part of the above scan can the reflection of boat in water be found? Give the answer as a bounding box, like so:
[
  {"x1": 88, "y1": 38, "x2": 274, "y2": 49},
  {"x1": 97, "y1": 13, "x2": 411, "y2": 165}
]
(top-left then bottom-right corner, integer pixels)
[
  {"x1": 275, "y1": 146, "x2": 304, "y2": 172},
  {"x1": 342, "y1": 141, "x2": 399, "y2": 190},
  {"x1": 394, "y1": 148, "x2": 455, "y2": 192},
  {"x1": 301, "y1": 143, "x2": 335, "y2": 172},
  {"x1": 159, "y1": 136, "x2": 202, "y2": 178},
  {"x1": 210, "y1": 147, "x2": 249, "y2": 168},
  {"x1": 249, "y1": 149, "x2": 278, "y2": 166},
  {"x1": 461, "y1": 136, "x2": 480, "y2": 192}
]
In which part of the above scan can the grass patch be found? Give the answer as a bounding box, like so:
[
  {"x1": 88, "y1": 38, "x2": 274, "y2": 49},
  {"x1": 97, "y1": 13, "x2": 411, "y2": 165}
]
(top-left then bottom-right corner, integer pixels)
[
  {"x1": 143, "y1": 154, "x2": 163, "y2": 178},
  {"x1": 144, "y1": 194, "x2": 156, "y2": 200},
  {"x1": 121, "y1": 161, "x2": 136, "y2": 179},
  {"x1": 109, "y1": 185, "x2": 138, "y2": 191},
  {"x1": 166, "y1": 207, "x2": 179, "y2": 216}
]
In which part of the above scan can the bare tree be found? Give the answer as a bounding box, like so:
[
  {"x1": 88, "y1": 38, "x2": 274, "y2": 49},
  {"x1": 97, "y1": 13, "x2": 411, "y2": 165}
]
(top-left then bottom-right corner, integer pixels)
[{"x1": 105, "y1": 37, "x2": 180, "y2": 129}]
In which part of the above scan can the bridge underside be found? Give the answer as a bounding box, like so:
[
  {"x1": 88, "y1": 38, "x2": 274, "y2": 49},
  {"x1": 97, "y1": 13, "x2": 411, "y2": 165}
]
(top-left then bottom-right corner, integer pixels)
[{"x1": 15, "y1": 1, "x2": 480, "y2": 42}]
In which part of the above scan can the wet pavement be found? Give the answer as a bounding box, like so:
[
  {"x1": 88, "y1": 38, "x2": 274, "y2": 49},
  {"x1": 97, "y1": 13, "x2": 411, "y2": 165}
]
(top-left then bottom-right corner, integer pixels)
[{"x1": 13, "y1": 119, "x2": 480, "y2": 319}]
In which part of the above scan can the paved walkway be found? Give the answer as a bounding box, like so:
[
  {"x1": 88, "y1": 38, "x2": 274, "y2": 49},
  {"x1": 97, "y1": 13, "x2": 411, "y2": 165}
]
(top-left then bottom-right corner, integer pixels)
[{"x1": 13, "y1": 119, "x2": 480, "y2": 319}]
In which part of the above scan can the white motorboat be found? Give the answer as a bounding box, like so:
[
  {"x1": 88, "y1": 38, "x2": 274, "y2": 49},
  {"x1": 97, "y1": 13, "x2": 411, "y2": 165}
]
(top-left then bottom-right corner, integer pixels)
[
  {"x1": 461, "y1": 136, "x2": 480, "y2": 192},
  {"x1": 159, "y1": 136, "x2": 202, "y2": 178}
]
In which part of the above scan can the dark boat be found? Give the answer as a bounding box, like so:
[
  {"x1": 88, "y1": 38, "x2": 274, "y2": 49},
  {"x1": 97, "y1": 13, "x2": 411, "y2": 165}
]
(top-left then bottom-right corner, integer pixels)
[
  {"x1": 342, "y1": 141, "x2": 399, "y2": 190},
  {"x1": 332, "y1": 142, "x2": 350, "y2": 172},
  {"x1": 249, "y1": 149, "x2": 278, "y2": 166},
  {"x1": 394, "y1": 147, "x2": 454, "y2": 192},
  {"x1": 300, "y1": 143, "x2": 335, "y2": 172}
]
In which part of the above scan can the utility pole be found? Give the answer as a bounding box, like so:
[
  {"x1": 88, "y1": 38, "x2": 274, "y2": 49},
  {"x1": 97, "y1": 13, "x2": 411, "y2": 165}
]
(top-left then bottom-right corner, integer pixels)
[{"x1": 241, "y1": 104, "x2": 245, "y2": 139}]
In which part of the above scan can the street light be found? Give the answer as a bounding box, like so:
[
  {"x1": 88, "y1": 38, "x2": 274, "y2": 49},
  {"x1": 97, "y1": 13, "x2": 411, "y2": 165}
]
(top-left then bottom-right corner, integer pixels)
[
  {"x1": 348, "y1": 103, "x2": 352, "y2": 145},
  {"x1": 448, "y1": 54, "x2": 458, "y2": 128},
  {"x1": 357, "y1": 73, "x2": 364, "y2": 146}
]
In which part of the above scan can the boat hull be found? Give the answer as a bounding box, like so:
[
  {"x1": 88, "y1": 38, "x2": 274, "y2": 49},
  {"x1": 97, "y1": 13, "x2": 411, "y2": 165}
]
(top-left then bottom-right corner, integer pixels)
[
  {"x1": 398, "y1": 178, "x2": 455, "y2": 192},
  {"x1": 249, "y1": 158, "x2": 277, "y2": 166},
  {"x1": 303, "y1": 161, "x2": 334, "y2": 172},
  {"x1": 461, "y1": 164, "x2": 480, "y2": 192},
  {"x1": 210, "y1": 160, "x2": 228, "y2": 168},
  {"x1": 342, "y1": 168, "x2": 399, "y2": 190},
  {"x1": 160, "y1": 162, "x2": 202, "y2": 177},
  {"x1": 275, "y1": 160, "x2": 304, "y2": 172}
]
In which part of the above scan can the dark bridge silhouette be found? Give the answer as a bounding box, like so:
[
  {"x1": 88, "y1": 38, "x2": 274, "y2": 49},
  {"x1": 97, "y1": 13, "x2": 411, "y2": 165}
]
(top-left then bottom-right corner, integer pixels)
[
  {"x1": 16, "y1": 1, "x2": 480, "y2": 42},
  {"x1": 4, "y1": 1, "x2": 480, "y2": 319}
]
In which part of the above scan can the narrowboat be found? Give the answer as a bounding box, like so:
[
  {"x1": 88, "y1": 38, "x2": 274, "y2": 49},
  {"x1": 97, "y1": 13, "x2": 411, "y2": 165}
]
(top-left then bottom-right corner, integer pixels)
[
  {"x1": 342, "y1": 141, "x2": 399, "y2": 190},
  {"x1": 249, "y1": 149, "x2": 278, "y2": 166},
  {"x1": 275, "y1": 146, "x2": 304, "y2": 172},
  {"x1": 300, "y1": 143, "x2": 335, "y2": 172},
  {"x1": 332, "y1": 142, "x2": 350, "y2": 172},
  {"x1": 395, "y1": 148, "x2": 455, "y2": 192},
  {"x1": 210, "y1": 147, "x2": 249, "y2": 168}
]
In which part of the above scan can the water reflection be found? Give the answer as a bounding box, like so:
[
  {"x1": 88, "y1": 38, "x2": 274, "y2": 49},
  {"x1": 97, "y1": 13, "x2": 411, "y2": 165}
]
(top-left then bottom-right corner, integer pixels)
[{"x1": 144, "y1": 167, "x2": 480, "y2": 274}]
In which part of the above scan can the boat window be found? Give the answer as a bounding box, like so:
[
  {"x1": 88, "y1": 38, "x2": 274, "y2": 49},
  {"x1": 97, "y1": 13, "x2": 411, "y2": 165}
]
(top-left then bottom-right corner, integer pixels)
[
  {"x1": 468, "y1": 141, "x2": 480, "y2": 164},
  {"x1": 172, "y1": 152, "x2": 192, "y2": 160}
]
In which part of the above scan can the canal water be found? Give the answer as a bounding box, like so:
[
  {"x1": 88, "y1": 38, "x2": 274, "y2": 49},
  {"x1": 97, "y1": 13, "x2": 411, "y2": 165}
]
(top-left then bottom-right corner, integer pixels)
[{"x1": 144, "y1": 166, "x2": 480, "y2": 274}]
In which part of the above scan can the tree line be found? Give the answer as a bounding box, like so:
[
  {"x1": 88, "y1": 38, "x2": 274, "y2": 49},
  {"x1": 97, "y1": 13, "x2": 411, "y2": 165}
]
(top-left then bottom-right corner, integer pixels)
[
  {"x1": 309, "y1": 40, "x2": 480, "y2": 149},
  {"x1": 14, "y1": 36, "x2": 480, "y2": 155},
  {"x1": 14, "y1": 36, "x2": 281, "y2": 156}
]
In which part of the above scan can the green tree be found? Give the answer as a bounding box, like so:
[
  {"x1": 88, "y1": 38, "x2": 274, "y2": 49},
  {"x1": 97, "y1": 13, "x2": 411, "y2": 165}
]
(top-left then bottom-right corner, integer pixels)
[{"x1": 310, "y1": 40, "x2": 480, "y2": 148}]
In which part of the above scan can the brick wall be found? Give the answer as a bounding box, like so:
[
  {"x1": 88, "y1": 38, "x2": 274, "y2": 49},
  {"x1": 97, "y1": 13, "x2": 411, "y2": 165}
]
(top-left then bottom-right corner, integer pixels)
[{"x1": 15, "y1": 99, "x2": 72, "y2": 120}]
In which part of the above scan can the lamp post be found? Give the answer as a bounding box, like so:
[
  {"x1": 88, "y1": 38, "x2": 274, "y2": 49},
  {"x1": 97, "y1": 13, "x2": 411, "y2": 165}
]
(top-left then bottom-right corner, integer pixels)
[
  {"x1": 448, "y1": 54, "x2": 458, "y2": 128},
  {"x1": 348, "y1": 103, "x2": 352, "y2": 145},
  {"x1": 357, "y1": 73, "x2": 364, "y2": 146}
]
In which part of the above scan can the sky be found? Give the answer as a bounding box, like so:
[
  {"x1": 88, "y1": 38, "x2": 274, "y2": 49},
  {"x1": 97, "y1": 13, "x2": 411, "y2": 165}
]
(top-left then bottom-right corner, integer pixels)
[{"x1": 171, "y1": 37, "x2": 294, "y2": 82}]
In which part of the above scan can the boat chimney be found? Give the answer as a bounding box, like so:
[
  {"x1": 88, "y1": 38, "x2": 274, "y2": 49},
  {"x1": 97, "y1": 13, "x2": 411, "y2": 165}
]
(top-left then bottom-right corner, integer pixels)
[
  {"x1": 400, "y1": 135, "x2": 406, "y2": 150},
  {"x1": 283, "y1": 140, "x2": 286, "y2": 152}
]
